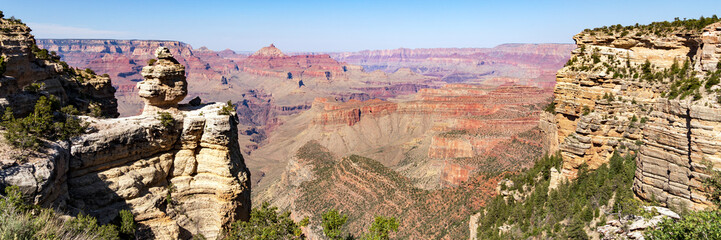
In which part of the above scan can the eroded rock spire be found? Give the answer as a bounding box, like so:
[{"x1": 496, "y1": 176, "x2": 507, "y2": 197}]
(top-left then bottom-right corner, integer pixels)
[{"x1": 137, "y1": 47, "x2": 187, "y2": 114}]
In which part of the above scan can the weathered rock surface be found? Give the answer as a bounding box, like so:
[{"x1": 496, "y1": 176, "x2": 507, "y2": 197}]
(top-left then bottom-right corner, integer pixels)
[
  {"x1": 0, "y1": 18, "x2": 118, "y2": 118},
  {"x1": 68, "y1": 102, "x2": 250, "y2": 239},
  {"x1": 0, "y1": 141, "x2": 70, "y2": 208},
  {"x1": 137, "y1": 47, "x2": 188, "y2": 112},
  {"x1": 549, "y1": 21, "x2": 721, "y2": 210},
  {"x1": 596, "y1": 206, "x2": 679, "y2": 240}
]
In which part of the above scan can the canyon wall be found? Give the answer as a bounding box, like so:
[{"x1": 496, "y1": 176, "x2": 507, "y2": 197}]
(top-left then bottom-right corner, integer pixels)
[
  {"x1": 252, "y1": 83, "x2": 550, "y2": 239},
  {"x1": 330, "y1": 44, "x2": 575, "y2": 86},
  {"x1": 549, "y1": 21, "x2": 721, "y2": 210}
]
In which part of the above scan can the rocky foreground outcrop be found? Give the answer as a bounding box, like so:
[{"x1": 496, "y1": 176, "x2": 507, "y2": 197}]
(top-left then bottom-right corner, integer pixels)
[
  {"x1": 0, "y1": 30, "x2": 251, "y2": 239},
  {"x1": 548, "y1": 20, "x2": 721, "y2": 210}
]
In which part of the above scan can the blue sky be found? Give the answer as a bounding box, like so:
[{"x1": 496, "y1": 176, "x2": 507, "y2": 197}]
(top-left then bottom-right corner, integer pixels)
[{"x1": 2, "y1": 0, "x2": 721, "y2": 52}]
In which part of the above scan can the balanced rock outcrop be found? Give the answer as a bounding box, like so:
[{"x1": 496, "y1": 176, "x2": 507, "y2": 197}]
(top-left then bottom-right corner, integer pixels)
[
  {"x1": 64, "y1": 47, "x2": 251, "y2": 239},
  {"x1": 137, "y1": 47, "x2": 188, "y2": 112}
]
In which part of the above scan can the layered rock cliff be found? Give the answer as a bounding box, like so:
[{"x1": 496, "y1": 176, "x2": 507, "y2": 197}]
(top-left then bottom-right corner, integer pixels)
[
  {"x1": 548, "y1": 18, "x2": 721, "y2": 210},
  {"x1": 1, "y1": 16, "x2": 251, "y2": 239},
  {"x1": 329, "y1": 44, "x2": 575, "y2": 87},
  {"x1": 0, "y1": 19, "x2": 118, "y2": 118}
]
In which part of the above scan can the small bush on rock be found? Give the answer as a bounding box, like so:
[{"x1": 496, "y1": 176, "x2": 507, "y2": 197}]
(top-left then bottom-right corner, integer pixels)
[
  {"x1": 219, "y1": 100, "x2": 235, "y2": 115},
  {"x1": 0, "y1": 95, "x2": 87, "y2": 150},
  {"x1": 225, "y1": 202, "x2": 309, "y2": 240},
  {"x1": 157, "y1": 112, "x2": 174, "y2": 128}
]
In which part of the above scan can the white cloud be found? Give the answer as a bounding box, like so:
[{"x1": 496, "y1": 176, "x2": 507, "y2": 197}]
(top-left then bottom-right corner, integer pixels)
[{"x1": 26, "y1": 23, "x2": 131, "y2": 39}]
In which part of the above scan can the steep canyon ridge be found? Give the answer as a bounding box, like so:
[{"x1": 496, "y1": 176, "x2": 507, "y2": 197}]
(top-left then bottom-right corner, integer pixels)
[{"x1": 5, "y1": 9, "x2": 721, "y2": 240}]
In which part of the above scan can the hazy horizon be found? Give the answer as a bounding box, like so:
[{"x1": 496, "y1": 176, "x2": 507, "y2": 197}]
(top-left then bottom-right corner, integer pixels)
[{"x1": 3, "y1": 0, "x2": 721, "y2": 52}]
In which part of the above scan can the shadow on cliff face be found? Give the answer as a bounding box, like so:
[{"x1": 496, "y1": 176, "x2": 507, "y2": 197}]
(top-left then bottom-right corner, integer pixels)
[
  {"x1": 62, "y1": 102, "x2": 252, "y2": 239},
  {"x1": 64, "y1": 114, "x2": 182, "y2": 237}
]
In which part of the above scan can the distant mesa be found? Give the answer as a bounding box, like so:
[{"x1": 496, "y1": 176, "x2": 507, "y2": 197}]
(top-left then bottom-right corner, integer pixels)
[{"x1": 250, "y1": 43, "x2": 287, "y2": 58}]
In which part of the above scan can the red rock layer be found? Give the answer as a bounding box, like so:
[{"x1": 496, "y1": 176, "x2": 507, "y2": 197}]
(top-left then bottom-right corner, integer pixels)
[
  {"x1": 330, "y1": 44, "x2": 575, "y2": 85},
  {"x1": 310, "y1": 83, "x2": 552, "y2": 185},
  {"x1": 241, "y1": 45, "x2": 349, "y2": 81}
]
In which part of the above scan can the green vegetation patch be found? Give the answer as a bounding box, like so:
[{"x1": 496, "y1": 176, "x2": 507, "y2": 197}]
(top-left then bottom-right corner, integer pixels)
[
  {"x1": 225, "y1": 202, "x2": 308, "y2": 240},
  {"x1": 1, "y1": 95, "x2": 87, "y2": 151},
  {"x1": 0, "y1": 56, "x2": 6, "y2": 76},
  {"x1": 0, "y1": 186, "x2": 131, "y2": 240},
  {"x1": 584, "y1": 15, "x2": 720, "y2": 36},
  {"x1": 477, "y1": 152, "x2": 639, "y2": 239}
]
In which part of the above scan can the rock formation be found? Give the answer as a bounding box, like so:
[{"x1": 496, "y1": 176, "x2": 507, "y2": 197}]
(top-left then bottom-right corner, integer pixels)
[
  {"x1": 64, "y1": 47, "x2": 251, "y2": 239},
  {"x1": 0, "y1": 18, "x2": 118, "y2": 118},
  {"x1": 242, "y1": 44, "x2": 349, "y2": 82},
  {"x1": 67, "y1": 100, "x2": 251, "y2": 239},
  {"x1": 547, "y1": 20, "x2": 721, "y2": 210},
  {"x1": 250, "y1": 44, "x2": 286, "y2": 58},
  {"x1": 137, "y1": 47, "x2": 188, "y2": 113},
  {"x1": 0, "y1": 16, "x2": 251, "y2": 239}
]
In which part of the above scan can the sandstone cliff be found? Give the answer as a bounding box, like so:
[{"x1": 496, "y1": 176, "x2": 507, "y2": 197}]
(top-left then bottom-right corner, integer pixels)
[
  {"x1": 0, "y1": 19, "x2": 118, "y2": 118},
  {"x1": 548, "y1": 18, "x2": 721, "y2": 210},
  {"x1": 1, "y1": 17, "x2": 251, "y2": 239}
]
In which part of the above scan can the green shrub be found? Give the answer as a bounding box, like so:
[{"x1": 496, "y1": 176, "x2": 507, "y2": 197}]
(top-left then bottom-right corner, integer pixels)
[
  {"x1": 476, "y1": 152, "x2": 638, "y2": 239},
  {"x1": 31, "y1": 45, "x2": 51, "y2": 60},
  {"x1": 645, "y1": 210, "x2": 721, "y2": 239},
  {"x1": 0, "y1": 56, "x2": 6, "y2": 76},
  {"x1": 157, "y1": 112, "x2": 174, "y2": 128},
  {"x1": 544, "y1": 101, "x2": 556, "y2": 113},
  {"x1": 84, "y1": 68, "x2": 96, "y2": 75},
  {"x1": 89, "y1": 103, "x2": 104, "y2": 118},
  {"x1": 65, "y1": 213, "x2": 119, "y2": 238},
  {"x1": 219, "y1": 100, "x2": 235, "y2": 115},
  {"x1": 363, "y1": 216, "x2": 399, "y2": 240},
  {"x1": 23, "y1": 82, "x2": 44, "y2": 93},
  {"x1": 0, "y1": 186, "x2": 121, "y2": 240},
  {"x1": 165, "y1": 183, "x2": 175, "y2": 206},
  {"x1": 59, "y1": 61, "x2": 69, "y2": 72},
  {"x1": 321, "y1": 209, "x2": 349, "y2": 240},
  {"x1": 119, "y1": 209, "x2": 135, "y2": 235},
  {"x1": 147, "y1": 59, "x2": 157, "y2": 66},
  {"x1": 225, "y1": 202, "x2": 308, "y2": 240},
  {"x1": 706, "y1": 72, "x2": 720, "y2": 89},
  {"x1": 0, "y1": 96, "x2": 87, "y2": 150}
]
